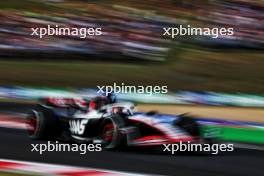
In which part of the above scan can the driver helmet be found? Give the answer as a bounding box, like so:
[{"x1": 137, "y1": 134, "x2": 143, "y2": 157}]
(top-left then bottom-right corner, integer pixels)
[{"x1": 106, "y1": 93, "x2": 117, "y2": 104}]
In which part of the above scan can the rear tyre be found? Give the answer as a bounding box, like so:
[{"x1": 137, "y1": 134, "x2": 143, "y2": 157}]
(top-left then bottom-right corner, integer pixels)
[
  {"x1": 99, "y1": 114, "x2": 126, "y2": 149},
  {"x1": 27, "y1": 106, "x2": 59, "y2": 139}
]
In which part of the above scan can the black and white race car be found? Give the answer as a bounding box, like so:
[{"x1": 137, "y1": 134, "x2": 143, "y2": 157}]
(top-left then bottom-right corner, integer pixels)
[{"x1": 26, "y1": 96, "x2": 215, "y2": 149}]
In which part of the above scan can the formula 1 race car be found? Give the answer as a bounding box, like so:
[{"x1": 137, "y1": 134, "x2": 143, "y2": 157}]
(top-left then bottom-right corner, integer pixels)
[{"x1": 26, "y1": 96, "x2": 215, "y2": 149}]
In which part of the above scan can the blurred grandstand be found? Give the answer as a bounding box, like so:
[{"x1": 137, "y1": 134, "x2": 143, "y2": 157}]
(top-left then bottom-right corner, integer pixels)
[{"x1": 0, "y1": 0, "x2": 263, "y2": 61}]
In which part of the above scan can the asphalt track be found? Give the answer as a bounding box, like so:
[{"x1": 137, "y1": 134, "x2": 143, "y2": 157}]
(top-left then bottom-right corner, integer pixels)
[{"x1": 0, "y1": 102, "x2": 263, "y2": 176}]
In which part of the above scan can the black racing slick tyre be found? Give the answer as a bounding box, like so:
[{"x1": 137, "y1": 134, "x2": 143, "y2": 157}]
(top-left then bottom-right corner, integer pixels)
[
  {"x1": 27, "y1": 106, "x2": 59, "y2": 140},
  {"x1": 99, "y1": 114, "x2": 126, "y2": 149}
]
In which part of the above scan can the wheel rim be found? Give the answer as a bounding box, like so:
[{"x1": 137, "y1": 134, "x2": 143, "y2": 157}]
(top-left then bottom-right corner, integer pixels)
[
  {"x1": 27, "y1": 112, "x2": 37, "y2": 135},
  {"x1": 102, "y1": 122, "x2": 115, "y2": 143}
]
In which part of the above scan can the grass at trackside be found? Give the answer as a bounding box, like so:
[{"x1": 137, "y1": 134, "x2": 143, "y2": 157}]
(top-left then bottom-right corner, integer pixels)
[
  {"x1": 0, "y1": 0, "x2": 45, "y2": 10},
  {"x1": 203, "y1": 125, "x2": 264, "y2": 144},
  {"x1": 0, "y1": 60, "x2": 165, "y2": 88},
  {"x1": 0, "y1": 0, "x2": 59, "y2": 11},
  {"x1": 222, "y1": 126, "x2": 264, "y2": 144},
  {"x1": 0, "y1": 98, "x2": 36, "y2": 104},
  {"x1": 0, "y1": 172, "x2": 34, "y2": 176},
  {"x1": 0, "y1": 48, "x2": 264, "y2": 93}
]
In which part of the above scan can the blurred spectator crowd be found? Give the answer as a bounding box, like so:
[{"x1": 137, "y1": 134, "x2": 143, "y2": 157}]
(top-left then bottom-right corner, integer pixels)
[
  {"x1": 197, "y1": 0, "x2": 264, "y2": 48},
  {"x1": 0, "y1": 0, "x2": 263, "y2": 61}
]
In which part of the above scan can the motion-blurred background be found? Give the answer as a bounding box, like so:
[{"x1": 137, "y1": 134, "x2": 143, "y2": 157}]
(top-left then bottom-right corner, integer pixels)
[
  {"x1": 0, "y1": 1, "x2": 264, "y2": 176},
  {"x1": 0, "y1": 0, "x2": 263, "y2": 92},
  {"x1": 1, "y1": 0, "x2": 264, "y2": 139}
]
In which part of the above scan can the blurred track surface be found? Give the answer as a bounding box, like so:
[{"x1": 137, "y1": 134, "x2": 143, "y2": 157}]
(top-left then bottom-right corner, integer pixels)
[{"x1": 0, "y1": 102, "x2": 263, "y2": 176}]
